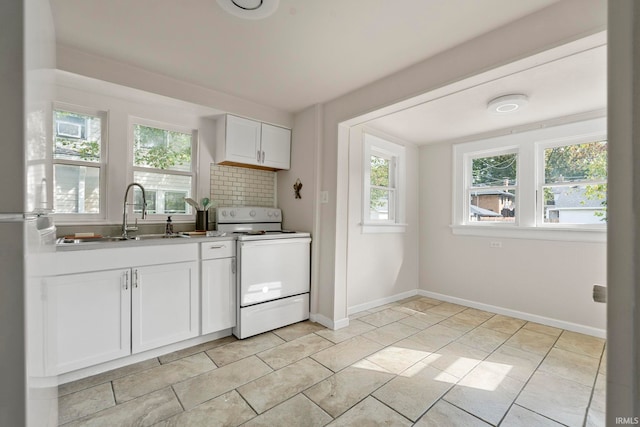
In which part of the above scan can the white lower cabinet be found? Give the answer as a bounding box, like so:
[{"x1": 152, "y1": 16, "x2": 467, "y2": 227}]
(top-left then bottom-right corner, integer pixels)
[
  {"x1": 131, "y1": 262, "x2": 199, "y2": 353},
  {"x1": 201, "y1": 241, "x2": 236, "y2": 334},
  {"x1": 46, "y1": 261, "x2": 199, "y2": 375},
  {"x1": 201, "y1": 258, "x2": 236, "y2": 333},
  {"x1": 45, "y1": 269, "x2": 131, "y2": 375}
]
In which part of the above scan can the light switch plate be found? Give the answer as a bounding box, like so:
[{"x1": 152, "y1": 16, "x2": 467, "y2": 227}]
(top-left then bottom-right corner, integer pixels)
[{"x1": 320, "y1": 191, "x2": 329, "y2": 204}]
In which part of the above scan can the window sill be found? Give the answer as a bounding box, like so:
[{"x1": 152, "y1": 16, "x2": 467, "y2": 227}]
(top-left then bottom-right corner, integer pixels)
[
  {"x1": 361, "y1": 223, "x2": 407, "y2": 234},
  {"x1": 450, "y1": 224, "x2": 606, "y2": 243},
  {"x1": 53, "y1": 217, "x2": 196, "y2": 226}
]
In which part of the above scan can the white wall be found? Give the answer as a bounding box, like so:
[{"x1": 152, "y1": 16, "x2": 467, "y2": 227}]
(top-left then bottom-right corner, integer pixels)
[
  {"x1": 420, "y1": 142, "x2": 606, "y2": 335},
  {"x1": 55, "y1": 71, "x2": 221, "y2": 226},
  {"x1": 56, "y1": 46, "x2": 293, "y2": 130},
  {"x1": 313, "y1": 0, "x2": 606, "y2": 327},
  {"x1": 277, "y1": 105, "x2": 319, "y2": 233},
  {"x1": 346, "y1": 126, "x2": 419, "y2": 312}
]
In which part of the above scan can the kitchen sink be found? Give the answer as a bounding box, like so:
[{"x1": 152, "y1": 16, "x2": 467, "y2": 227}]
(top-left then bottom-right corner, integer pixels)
[
  {"x1": 56, "y1": 233, "x2": 190, "y2": 245},
  {"x1": 129, "y1": 234, "x2": 191, "y2": 240}
]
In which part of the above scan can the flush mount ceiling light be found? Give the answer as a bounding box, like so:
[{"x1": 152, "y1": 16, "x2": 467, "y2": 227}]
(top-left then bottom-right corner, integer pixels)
[
  {"x1": 487, "y1": 94, "x2": 529, "y2": 114},
  {"x1": 216, "y1": 0, "x2": 280, "y2": 20}
]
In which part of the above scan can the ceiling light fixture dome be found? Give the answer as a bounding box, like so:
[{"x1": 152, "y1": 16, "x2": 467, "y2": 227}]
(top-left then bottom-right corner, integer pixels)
[
  {"x1": 216, "y1": 0, "x2": 279, "y2": 20},
  {"x1": 487, "y1": 94, "x2": 529, "y2": 114}
]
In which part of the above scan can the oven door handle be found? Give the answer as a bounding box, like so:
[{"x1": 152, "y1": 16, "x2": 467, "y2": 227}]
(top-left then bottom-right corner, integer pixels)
[{"x1": 240, "y1": 238, "x2": 311, "y2": 247}]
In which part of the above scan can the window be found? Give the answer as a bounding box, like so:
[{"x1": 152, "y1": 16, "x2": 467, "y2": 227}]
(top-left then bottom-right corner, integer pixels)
[
  {"x1": 453, "y1": 117, "x2": 606, "y2": 241},
  {"x1": 131, "y1": 121, "x2": 196, "y2": 218},
  {"x1": 469, "y1": 151, "x2": 518, "y2": 223},
  {"x1": 52, "y1": 107, "x2": 106, "y2": 219},
  {"x1": 540, "y1": 140, "x2": 607, "y2": 225},
  {"x1": 363, "y1": 132, "x2": 406, "y2": 232}
]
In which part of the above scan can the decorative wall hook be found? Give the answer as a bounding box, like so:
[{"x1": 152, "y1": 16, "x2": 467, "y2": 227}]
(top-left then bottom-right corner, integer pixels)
[{"x1": 293, "y1": 178, "x2": 303, "y2": 199}]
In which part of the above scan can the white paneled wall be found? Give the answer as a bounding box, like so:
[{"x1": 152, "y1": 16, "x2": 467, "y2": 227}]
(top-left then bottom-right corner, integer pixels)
[{"x1": 210, "y1": 164, "x2": 275, "y2": 207}]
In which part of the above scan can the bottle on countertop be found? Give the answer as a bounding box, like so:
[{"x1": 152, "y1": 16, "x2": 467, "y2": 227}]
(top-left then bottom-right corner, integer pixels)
[{"x1": 165, "y1": 216, "x2": 174, "y2": 236}]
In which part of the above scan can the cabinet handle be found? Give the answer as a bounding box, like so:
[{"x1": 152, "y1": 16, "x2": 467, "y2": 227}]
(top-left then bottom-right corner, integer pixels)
[
  {"x1": 209, "y1": 244, "x2": 226, "y2": 250},
  {"x1": 124, "y1": 271, "x2": 129, "y2": 290},
  {"x1": 261, "y1": 150, "x2": 265, "y2": 163},
  {"x1": 134, "y1": 269, "x2": 139, "y2": 288},
  {"x1": 231, "y1": 258, "x2": 236, "y2": 274},
  {"x1": 257, "y1": 149, "x2": 261, "y2": 163}
]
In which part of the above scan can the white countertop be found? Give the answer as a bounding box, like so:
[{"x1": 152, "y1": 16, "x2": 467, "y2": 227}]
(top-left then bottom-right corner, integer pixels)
[{"x1": 55, "y1": 234, "x2": 236, "y2": 252}]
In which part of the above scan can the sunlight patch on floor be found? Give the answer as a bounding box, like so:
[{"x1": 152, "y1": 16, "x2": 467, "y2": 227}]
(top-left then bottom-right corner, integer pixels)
[{"x1": 352, "y1": 346, "x2": 513, "y2": 392}]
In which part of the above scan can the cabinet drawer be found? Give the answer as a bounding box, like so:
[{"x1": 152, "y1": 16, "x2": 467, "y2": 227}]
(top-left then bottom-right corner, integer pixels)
[{"x1": 201, "y1": 240, "x2": 235, "y2": 259}]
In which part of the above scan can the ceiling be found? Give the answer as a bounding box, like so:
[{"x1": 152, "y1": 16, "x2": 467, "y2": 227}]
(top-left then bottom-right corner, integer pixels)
[
  {"x1": 50, "y1": 0, "x2": 606, "y2": 145},
  {"x1": 50, "y1": 0, "x2": 561, "y2": 114},
  {"x1": 366, "y1": 44, "x2": 607, "y2": 145}
]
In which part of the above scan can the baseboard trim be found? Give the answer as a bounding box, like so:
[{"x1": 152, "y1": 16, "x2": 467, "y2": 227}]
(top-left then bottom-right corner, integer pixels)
[
  {"x1": 310, "y1": 313, "x2": 349, "y2": 330},
  {"x1": 58, "y1": 329, "x2": 232, "y2": 385},
  {"x1": 418, "y1": 290, "x2": 606, "y2": 339},
  {"x1": 348, "y1": 289, "x2": 419, "y2": 315}
]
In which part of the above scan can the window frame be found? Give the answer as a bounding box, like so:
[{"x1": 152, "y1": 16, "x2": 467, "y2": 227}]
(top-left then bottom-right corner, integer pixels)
[
  {"x1": 535, "y1": 135, "x2": 608, "y2": 229},
  {"x1": 452, "y1": 117, "x2": 606, "y2": 242},
  {"x1": 129, "y1": 117, "x2": 198, "y2": 222},
  {"x1": 465, "y1": 147, "x2": 520, "y2": 226},
  {"x1": 51, "y1": 103, "x2": 108, "y2": 223},
  {"x1": 362, "y1": 131, "x2": 407, "y2": 233}
]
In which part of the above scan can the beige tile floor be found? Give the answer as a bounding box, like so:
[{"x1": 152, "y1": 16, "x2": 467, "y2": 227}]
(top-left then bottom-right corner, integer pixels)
[{"x1": 58, "y1": 296, "x2": 606, "y2": 426}]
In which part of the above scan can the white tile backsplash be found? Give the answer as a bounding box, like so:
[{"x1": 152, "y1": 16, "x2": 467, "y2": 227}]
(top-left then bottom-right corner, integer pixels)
[{"x1": 210, "y1": 164, "x2": 275, "y2": 208}]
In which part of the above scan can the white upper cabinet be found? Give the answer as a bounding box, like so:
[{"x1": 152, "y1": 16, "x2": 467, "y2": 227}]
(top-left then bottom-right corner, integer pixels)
[
  {"x1": 224, "y1": 115, "x2": 262, "y2": 165},
  {"x1": 217, "y1": 114, "x2": 291, "y2": 170},
  {"x1": 261, "y1": 123, "x2": 291, "y2": 170}
]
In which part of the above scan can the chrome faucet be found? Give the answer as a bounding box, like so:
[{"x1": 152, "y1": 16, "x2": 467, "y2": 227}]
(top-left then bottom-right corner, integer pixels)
[{"x1": 122, "y1": 183, "x2": 147, "y2": 239}]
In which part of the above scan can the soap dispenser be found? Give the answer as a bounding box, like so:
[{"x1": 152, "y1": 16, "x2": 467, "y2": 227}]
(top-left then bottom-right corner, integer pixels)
[{"x1": 165, "y1": 216, "x2": 173, "y2": 236}]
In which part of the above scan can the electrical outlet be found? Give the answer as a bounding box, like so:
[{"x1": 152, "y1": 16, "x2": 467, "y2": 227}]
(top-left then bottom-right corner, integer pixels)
[{"x1": 489, "y1": 241, "x2": 502, "y2": 248}]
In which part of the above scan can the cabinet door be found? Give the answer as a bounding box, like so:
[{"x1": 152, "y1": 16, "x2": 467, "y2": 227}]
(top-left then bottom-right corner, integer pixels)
[
  {"x1": 225, "y1": 115, "x2": 262, "y2": 165},
  {"x1": 45, "y1": 269, "x2": 131, "y2": 375},
  {"x1": 201, "y1": 258, "x2": 236, "y2": 334},
  {"x1": 261, "y1": 123, "x2": 291, "y2": 169},
  {"x1": 131, "y1": 261, "x2": 199, "y2": 353}
]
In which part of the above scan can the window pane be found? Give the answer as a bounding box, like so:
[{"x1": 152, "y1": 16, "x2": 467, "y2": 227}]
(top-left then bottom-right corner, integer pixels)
[
  {"x1": 469, "y1": 189, "x2": 516, "y2": 222},
  {"x1": 370, "y1": 188, "x2": 395, "y2": 220},
  {"x1": 133, "y1": 124, "x2": 192, "y2": 171},
  {"x1": 53, "y1": 164, "x2": 100, "y2": 214},
  {"x1": 165, "y1": 191, "x2": 188, "y2": 214},
  {"x1": 54, "y1": 110, "x2": 101, "y2": 162},
  {"x1": 543, "y1": 184, "x2": 607, "y2": 224},
  {"x1": 370, "y1": 155, "x2": 390, "y2": 187},
  {"x1": 133, "y1": 171, "x2": 191, "y2": 214},
  {"x1": 545, "y1": 141, "x2": 607, "y2": 183},
  {"x1": 472, "y1": 153, "x2": 517, "y2": 187},
  {"x1": 134, "y1": 189, "x2": 157, "y2": 214}
]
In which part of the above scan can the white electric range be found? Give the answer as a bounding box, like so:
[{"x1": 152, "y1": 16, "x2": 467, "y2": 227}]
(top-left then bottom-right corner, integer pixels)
[{"x1": 216, "y1": 207, "x2": 311, "y2": 339}]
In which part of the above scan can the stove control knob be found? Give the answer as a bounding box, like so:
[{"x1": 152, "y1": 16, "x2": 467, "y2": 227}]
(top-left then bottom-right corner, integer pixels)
[
  {"x1": 220, "y1": 210, "x2": 227, "y2": 217},
  {"x1": 274, "y1": 211, "x2": 280, "y2": 218},
  {"x1": 230, "y1": 210, "x2": 236, "y2": 217},
  {"x1": 267, "y1": 211, "x2": 273, "y2": 217},
  {"x1": 250, "y1": 210, "x2": 256, "y2": 217}
]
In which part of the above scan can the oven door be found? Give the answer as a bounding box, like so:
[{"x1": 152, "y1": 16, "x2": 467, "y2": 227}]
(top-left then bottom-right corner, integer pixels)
[{"x1": 239, "y1": 237, "x2": 311, "y2": 307}]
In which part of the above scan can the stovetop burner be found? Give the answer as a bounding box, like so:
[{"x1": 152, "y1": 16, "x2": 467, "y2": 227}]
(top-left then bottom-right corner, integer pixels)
[
  {"x1": 216, "y1": 207, "x2": 310, "y2": 240},
  {"x1": 232, "y1": 229, "x2": 300, "y2": 236}
]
